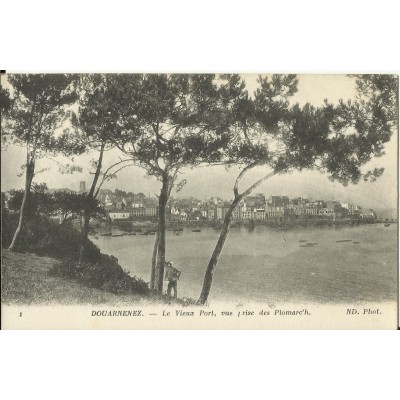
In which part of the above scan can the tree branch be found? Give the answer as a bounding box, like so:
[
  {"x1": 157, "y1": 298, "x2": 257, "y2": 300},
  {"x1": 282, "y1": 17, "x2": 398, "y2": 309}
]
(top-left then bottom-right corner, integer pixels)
[
  {"x1": 167, "y1": 167, "x2": 180, "y2": 198},
  {"x1": 98, "y1": 158, "x2": 132, "y2": 183},
  {"x1": 94, "y1": 161, "x2": 136, "y2": 198},
  {"x1": 113, "y1": 139, "x2": 164, "y2": 175},
  {"x1": 87, "y1": 140, "x2": 106, "y2": 199},
  {"x1": 153, "y1": 123, "x2": 161, "y2": 163},
  {"x1": 240, "y1": 169, "x2": 278, "y2": 199},
  {"x1": 233, "y1": 162, "x2": 259, "y2": 198},
  {"x1": 137, "y1": 154, "x2": 164, "y2": 175}
]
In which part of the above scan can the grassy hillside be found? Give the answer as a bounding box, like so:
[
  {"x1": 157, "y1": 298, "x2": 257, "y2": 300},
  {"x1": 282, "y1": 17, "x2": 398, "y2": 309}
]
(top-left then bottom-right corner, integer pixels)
[
  {"x1": 1, "y1": 250, "x2": 147, "y2": 305},
  {"x1": 2, "y1": 212, "x2": 149, "y2": 297},
  {"x1": 1, "y1": 212, "x2": 197, "y2": 305}
]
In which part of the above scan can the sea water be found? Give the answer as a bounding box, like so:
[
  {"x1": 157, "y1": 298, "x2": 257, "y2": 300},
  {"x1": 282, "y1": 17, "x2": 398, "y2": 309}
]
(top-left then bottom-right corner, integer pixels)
[{"x1": 92, "y1": 224, "x2": 398, "y2": 304}]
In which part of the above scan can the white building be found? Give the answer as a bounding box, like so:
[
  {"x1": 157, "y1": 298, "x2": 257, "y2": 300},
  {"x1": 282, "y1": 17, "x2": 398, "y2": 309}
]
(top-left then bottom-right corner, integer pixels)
[
  {"x1": 266, "y1": 204, "x2": 284, "y2": 219},
  {"x1": 341, "y1": 203, "x2": 361, "y2": 215},
  {"x1": 200, "y1": 210, "x2": 208, "y2": 218},
  {"x1": 319, "y1": 208, "x2": 335, "y2": 217},
  {"x1": 304, "y1": 206, "x2": 319, "y2": 215},
  {"x1": 171, "y1": 206, "x2": 180, "y2": 215},
  {"x1": 145, "y1": 205, "x2": 158, "y2": 217},
  {"x1": 108, "y1": 210, "x2": 130, "y2": 220},
  {"x1": 104, "y1": 194, "x2": 114, "y2": 206},
  {"x1": 254, "y1": 208, "x2": 266, "y2": 220},
  {"x1": 241, "y1": 209, "x2": 254, "y2": 220}
]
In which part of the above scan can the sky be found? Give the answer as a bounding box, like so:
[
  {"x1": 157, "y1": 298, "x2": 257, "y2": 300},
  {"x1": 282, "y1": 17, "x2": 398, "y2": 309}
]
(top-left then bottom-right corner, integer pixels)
[{"x1": 1, "y1": 74, "x2": 398, "y2": 214}]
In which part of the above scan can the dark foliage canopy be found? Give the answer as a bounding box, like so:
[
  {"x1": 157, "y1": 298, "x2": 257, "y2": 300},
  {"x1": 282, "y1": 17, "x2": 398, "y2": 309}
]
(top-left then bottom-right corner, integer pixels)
[
  {"x1": 8, "y1": 190, "x2": 104, "y2": 222},
  {"x1": 106, "y1": 74, "x2": 250, "y2": 179},
  {"x1": 217, "y1": 74, "x2": 398, "y2": 190},
  {"x1": 2, "y1": 74, "x2": 82, "y2": 157},
  {"x1": 0, "y1": 85, "x2": 13, "y2": 113}
]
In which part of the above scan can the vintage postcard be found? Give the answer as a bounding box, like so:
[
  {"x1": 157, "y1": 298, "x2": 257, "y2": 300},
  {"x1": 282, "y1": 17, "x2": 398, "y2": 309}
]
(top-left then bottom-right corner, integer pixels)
[{"x1": 1, "y1": 73, "x2": 398, "y2": 329}]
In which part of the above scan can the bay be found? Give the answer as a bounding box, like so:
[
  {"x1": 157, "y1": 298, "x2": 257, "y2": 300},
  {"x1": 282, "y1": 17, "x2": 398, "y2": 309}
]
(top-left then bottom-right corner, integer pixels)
[{"x1": 92, "y1": 224, "x2": 398, "y2": 304}]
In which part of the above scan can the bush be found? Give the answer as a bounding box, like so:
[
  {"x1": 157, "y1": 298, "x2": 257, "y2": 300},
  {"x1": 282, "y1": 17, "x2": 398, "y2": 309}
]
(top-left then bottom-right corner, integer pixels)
[
  {"x1": 3, "y1": 211, "x2": 150, "y2": 296},
  {"x1": 1, "y1": 210, "x2": 17, "y2": 248},
  {"x1": 2, "y1": 212, "x2": 104, "y2": 262},
  {"x1": 50, "y1": 256, "x2": 149, "y2": 296},
  {"x1": 2, "y1": 212, "x2": 81, "y2": 259}
]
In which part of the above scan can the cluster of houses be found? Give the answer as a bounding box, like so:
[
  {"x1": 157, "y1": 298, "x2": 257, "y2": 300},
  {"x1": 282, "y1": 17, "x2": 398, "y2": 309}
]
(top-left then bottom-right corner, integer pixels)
[
  {"x1": 98, "y1": 189, "x2": 159, "y2": 220},
  {"x1": 172, "y1": 194, "x2": 376, "y2": 223},
  {"x1": 100, "y1": 188, "x2": 376, "y2": 223},
  {"x1": 1, "y1": 182, "x2": 376, "y2": 223}
]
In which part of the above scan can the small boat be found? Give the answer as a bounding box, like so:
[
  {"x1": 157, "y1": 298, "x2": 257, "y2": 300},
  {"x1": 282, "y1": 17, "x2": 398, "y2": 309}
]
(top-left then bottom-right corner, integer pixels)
[
  {"x1": 298, "y1": 240, "x2": 307, "y2": 243},
  {"x1": 112, "y1": 234, "x2": 124, "y2": 237},
  {"x1": 300, "y1": 243, "x2": 317, "y2": 247},
  {"x1": 173, "y1": 227, "x2": 183, "y2": 232},
  {"x1": 101, "y1": 232, "x2": 112, "y2": 236},
  {"x1": 384, "y1": 223, "x2": 391, "y2": 227},
  {"x1": 336, "y1": 239, "x2": 352, "y2": 243},
  {"x1": 353, "y1": 241, "x2": 360, "y2": 244},
  {"x1": 192, "y1": 229, "x2": 201, "y2": 232}
]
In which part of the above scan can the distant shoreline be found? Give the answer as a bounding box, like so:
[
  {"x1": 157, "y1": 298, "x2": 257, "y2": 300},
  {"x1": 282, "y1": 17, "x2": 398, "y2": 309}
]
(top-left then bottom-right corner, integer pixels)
[{"x1": 88, "y1": 218, "x2": 397, "y2": 235}]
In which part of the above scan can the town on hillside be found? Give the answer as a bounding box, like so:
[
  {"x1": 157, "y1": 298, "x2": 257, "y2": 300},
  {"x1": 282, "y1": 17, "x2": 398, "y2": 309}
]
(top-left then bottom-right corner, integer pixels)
[
  {"x1": 84, "y1": 181, "x2": 384, "y2": 224},
  {"x1": 3, "y1": 180, "x2": 387, "y2": 227}
]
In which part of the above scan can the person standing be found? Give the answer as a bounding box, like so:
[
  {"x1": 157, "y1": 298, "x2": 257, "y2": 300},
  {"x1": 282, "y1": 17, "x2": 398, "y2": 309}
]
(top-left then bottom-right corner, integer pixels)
[{"x1": 165, "y1": 261, "x2": 181, "y2": 298}]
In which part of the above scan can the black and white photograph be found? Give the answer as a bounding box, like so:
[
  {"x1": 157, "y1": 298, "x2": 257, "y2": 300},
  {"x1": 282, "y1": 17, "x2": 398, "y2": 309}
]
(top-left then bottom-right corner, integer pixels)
[
  {"x1": 1, "y1": 2, "x2": 400, "y2": 400},
  {"x1": 1, "y1": 73, "x2": 398, "y2": 329}
]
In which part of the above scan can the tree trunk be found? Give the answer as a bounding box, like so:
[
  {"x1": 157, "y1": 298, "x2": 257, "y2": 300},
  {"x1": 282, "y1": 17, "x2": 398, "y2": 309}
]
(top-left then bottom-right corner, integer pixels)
[
  {"x1": 198, "y1": 197, "x2": 240, "y2": 304},
  {"x1": 9, "y1": 97, "x2": 39, "y2": 252},
  {"x1": 78, "y1": 210, "x2": 91, "y2": 264},
  {"x1": 78, "y1": 142, "x2": 105, "y2": 265},
  {"x1": 150, "y1": 228, "x2": 159, "y2": 291},
  {"x1": 154, "y1": 175, "x2": 169, "y2": 294},
  {"x1": 9, "y1": 162, "x2": 34, "y2": 251},
  {"x1": 198, "y1": 169, "x2": 277, "y2": 304}
]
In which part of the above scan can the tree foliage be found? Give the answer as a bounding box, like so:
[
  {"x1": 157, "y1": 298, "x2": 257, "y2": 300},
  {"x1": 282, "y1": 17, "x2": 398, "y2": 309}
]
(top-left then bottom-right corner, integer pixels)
[
  {"x1": 198, "y1": 73, "x2": 398, "y2": 304},
  {"x1": 111, "y1": 74, "x2": 240, "y2": 174},
  {"x1": 8, "y1": 190, "x2": 104, "y2": 224},
  {"x1": 107, "y1": 73, "x2": 250, "y2": 292},
  {"x1": 8, "y1": 183, "x2": 53, "y2": 217},
  {"x1": 53, "y1": 191, "x2": 105, "y2": 224},
  {"x1": 0, "y1": 85, "x2": 13, "y2": 114},
  {"x1": 3, "y1": 74, "x2": 83, "y2": 250},
  {"x1": 3, "y1": 74, "x2": 82, "y2": 157},
  {"x1": 71, "y1": 74, "x2": 136, "y2": 264}
]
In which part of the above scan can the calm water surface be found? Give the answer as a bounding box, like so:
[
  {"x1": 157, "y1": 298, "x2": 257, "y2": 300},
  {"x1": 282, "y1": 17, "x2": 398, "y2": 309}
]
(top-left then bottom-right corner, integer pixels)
[{"x1": 92, "y1": 224, "x2": 398, "y2": 304}]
